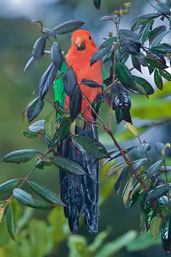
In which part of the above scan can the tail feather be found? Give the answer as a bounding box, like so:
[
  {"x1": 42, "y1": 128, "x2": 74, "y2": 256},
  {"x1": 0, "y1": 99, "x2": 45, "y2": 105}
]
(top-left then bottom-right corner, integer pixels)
[{"x1": 59, "y1": 122, "x2": 99, "y2": 233}]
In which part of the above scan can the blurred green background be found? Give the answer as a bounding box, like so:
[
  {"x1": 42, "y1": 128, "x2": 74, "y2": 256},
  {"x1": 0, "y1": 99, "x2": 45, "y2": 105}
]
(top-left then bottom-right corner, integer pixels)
[{"x1": 0, "y1": 0, "x2": 171, "y2": 256}]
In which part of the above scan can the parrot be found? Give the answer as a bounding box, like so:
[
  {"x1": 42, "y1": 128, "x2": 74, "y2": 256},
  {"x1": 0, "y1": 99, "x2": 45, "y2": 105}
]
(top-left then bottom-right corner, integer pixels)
[{"x1": 53, "y1": 30, "x2": 103, "y2": 233}]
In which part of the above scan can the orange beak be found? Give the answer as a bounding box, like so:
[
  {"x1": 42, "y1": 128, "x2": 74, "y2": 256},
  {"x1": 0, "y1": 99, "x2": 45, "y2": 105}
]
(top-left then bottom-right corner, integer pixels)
[{"x1": 75, "y1": 37, "x2": 85, "y2": 51}]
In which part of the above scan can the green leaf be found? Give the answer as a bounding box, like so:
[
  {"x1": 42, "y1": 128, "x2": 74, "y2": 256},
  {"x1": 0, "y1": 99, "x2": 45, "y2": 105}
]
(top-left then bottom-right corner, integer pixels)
[
  {"x1": 42, "y1": 27, "x2": 56, "y2": 38},
  {"x1": 43, "y1": 135, "x2": 55, "y2": 147},
  {"x1": 141, "y1": 22, "x2": 153, "y2": 43},
  {"x1": 150, "y1": 216, "x2": 162, "y2": 240},
  {"x1": 50, "y1": 42, "x2": 63, "y2": 70},
  {"x1": 123, "y1": 176, "x2": 134, "y2": 208},
  {"x1": 39, "y1": 63, "x2": 58, "y2": 99},
  {"x1": 114, "y1": 165, "x2": 130, "y2": 195},
  {"x1": 13, "y1": 188, "x2": 52, "y2": 209},
  {"x1": 145, "y1": 209, "x2": 157, "y2": 231},
  {"x1": 24, "y1": 36, "x2": 46, "y2": 72},
  {"x1": 88, "y1": 229, "x2": 110, "y2": 253},
  {"x1": 146, "y1": 52, "x2": 167, "y2": 69},
  {"x1": 146, "y1": 184, "x2": 169, "y2": 202},
  {"x1": 2, "y1": 149, "x2": 39, "y2": 163},
  {"x1": 6, "y1": 203, "x2": 16, "y2": 240},
  {"x1": 119, "y1": 29, "x2": 141, "y2": 55},
  {"x1": 133, "y1": 158, "x2": 148, "y2": 171},
  {"x1": 24, "y1": 56, "x2": 35, "y2": 72},
  {"x1": 0, "y1": 179, "x2": 20, "y2": 195},
  {"x1": 106, "y1": 161, "x2": 125, "y2": 178},
  {"x1": 81, "y1": 79, "x2": 102, "y2": 88},
  {"x1": 115, "y1": 62, "x2": 134, "y2": 90},
  {"x1": 32, "y1": 36, "x2": 46, "y2": 60},
  {"x1": 131, "y1": 54, "x2": 141, "y2": 72},
  {"x1": 155, "y1": 2, "x2": 170, "y2": 15},
  {"x1": 69, "y1": 86, "x2": 82, "y2": 121},
  {"x1": 68, "y1": 235, "x2": 88, "y2": 257},
  {"x1": 71, "y1": 135, "x2": 109, "y2": 159},
  {"x1": 45, "y1": 111, "x2": 57, "y2": 139},
  {"x1": 151, "y1": 43, "x2": 171, "y2": 54},
  {"x1": 99, "y1": 37, "x2": 117, "y2": 49},
  {"x1": 28, "y1": 219, "x2": 49, "y2": 257},
  {"x1": 63, "y1": 70, "x2": 77, "y2": 96},
  {"x1": 161, "y1": 215, "x2": 171, "y2": 254},
  {"x1": 131, "y1": 13, "x2": 159, "y2": 31},
  {"x1": 111, "y1": 83, "x2": 132, "y2": 124},
  {"x1": 91, "y1": 45, "x2": 112, "y2": 66},
  {"x1": 127, "y1": 232, "x2": 161, "y2": 252},
  {"x1": 57, "y1": 116, "x2": 71, "y2": 141},
  {"x1": 35, "y1": 159, "x2": 53, "y2": 169},
  {"x1": 137, "y1": 143, "x2": 151, "y2": 154},
  {"x1": 160, "y1": 70, "x2": 171, "y2": 81},
  {"x1": 149, "y1": 25, "x2": 166, "y2": 44},
  {"x1": 106, "y1": 146, "x2": 136, "y2": 163},
  {"x1": 133, "y1": 76, "x2": 154, "y2": 95},
  {"x1": 94, "y1": 230, "x2": 137, "y2": 257},
  {"x1": 27, "y1": 97, "x2": 44, "y2": 123},
  {"x1": 146, "y1": 160, "x2": 163, "y2": 178},
  {"x1": 48, "y1": 207, "x2": 70, "y2": 244},
  {"x1": 28, "y1": 181, "x2": 65, "y2": 206},
  {"x1": 29, "y1": 120, "x2": 45, "y2": 133},
  {"x1": 53, "y1": 20, "x2": 84, "y2": 34},
  {"x1": 23, "y1": 131, "x2": 38, "y2": 139},
  {"x1": 94, "y1": 0, "x2": 101, "y2": 9},
  {"x1": 157, "y1": 196, "x2": 168, "y2": 208},
  {"x1": 151, "y1": 30, "x2": 169, "y2": 48},
  {"x1": 51, "y1": 156, "x2": 87, "y2": 175},
  {"x1": 154, "y1": 69, "x2": 163, "y2": 90}
]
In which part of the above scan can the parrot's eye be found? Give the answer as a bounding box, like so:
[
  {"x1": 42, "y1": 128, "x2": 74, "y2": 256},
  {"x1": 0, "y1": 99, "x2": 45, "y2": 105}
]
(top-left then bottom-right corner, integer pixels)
[{"x1": 89, "y1": 36, "x2": 92, "y2": 40}]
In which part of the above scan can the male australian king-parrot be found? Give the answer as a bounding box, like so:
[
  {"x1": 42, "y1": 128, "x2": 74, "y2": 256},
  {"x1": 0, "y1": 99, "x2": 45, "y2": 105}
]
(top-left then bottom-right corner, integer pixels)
[{"x1": 53, "y1": 30, "x2": 103, "y2": 233}]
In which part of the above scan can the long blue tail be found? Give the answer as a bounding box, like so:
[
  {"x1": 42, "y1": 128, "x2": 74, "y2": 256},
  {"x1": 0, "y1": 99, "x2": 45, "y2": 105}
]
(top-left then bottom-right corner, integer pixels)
[{"x1": 59, "y1": 122, "x2": 99, "y2": 233}]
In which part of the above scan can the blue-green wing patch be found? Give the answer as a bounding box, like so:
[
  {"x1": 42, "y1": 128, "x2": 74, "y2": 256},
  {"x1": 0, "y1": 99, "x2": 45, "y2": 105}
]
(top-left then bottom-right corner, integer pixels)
[{"x1": 53, "y1": 62, "x2": 68, "y2": 108}]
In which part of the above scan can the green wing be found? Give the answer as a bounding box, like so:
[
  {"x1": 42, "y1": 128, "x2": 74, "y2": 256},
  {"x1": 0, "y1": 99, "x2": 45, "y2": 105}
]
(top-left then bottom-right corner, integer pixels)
[{"x1": 53, "y1": 62, "x2": 68, "y2": 108}]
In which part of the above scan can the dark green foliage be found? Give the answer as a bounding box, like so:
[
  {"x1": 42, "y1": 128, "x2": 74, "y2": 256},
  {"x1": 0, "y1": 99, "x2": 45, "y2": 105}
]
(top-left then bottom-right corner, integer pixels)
[
  {"x1": 63, "y1": 70, "x2": 77, "y2": 96},
  {"x1": 131, "y1": 54, "x2": 141, "y2": 72},
  {"x1": 115, "y1": 62, "x2": 135, "y2": 90},
  {"x1": 28, "y1": 181, "x2": 65, "y2": 206},
  {"x1": 146, "y1": 184, "x2": 169, "y2": 202},
  {"x1": 93, "y1": 0, "x2": 101, "y2": 9},
  {"x1": 72, "y1": 135, "x2": 109, "y2": 159},
  {"x1": 0, "y1": 179, "x2": 20, "y2": 195},
  {"x1": 154, "y1": 69, "x2": 163, "y2": 90},
  {"x1": 53, "y1": 20, "x2": 84, "y2": 34},
  {"x1": 27, "y1": 97, "x2": 44, "y2": 123},
  {"x1": 133, "y1": 76, "x2": 154, "y2": 95},
  {"x1": 91, "y1": 45, "x2": 112, "y2": 65},
  {"x1": 119, "y1": 29, "x2": 141, "y2": 55},
  {"x1": 161, "y1": 215, "x2": 171, "y2": 254},
  {"x1": 6, "y1": 204, "x2": 16, "y2": 240},
  {"x1": 2, "y1": 149, "x2": 39, "y2": 163},
  {"x1": 146, "y1": 160, "x2": 163, "y2": 178},
  {"x1": 24, "y1": 36, "x2": 46, "y2": 72},
  {"x1": 50, "y1": 42, "x2": 64, "y2": 69},
  {"x1": 111, "y1": 83, "x2": 132, "y2": 124},
  {"x1": 51, "y1": 156, "x2": 87, "y2": 175},
  {"x1": 39, "y1": 63, "x2": 58, "y2": 99},
  {"x1": 13, "y1": 188, "x2": 53, "y2": 209},
  {"x1": 69, "y1": 86, "x2": 82, "y2": 121},
  {"x1": 81, "y1": 79, "x2": 102, "y2": 88}
]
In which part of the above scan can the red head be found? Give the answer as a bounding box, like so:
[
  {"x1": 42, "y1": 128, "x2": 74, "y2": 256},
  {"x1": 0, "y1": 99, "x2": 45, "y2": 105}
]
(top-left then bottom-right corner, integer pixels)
[{"x1": 71, "y1": 30, "x2": 97, "y2": 52}]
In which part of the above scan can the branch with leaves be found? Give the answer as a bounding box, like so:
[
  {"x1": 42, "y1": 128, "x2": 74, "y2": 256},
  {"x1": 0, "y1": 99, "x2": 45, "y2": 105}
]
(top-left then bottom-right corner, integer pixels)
[{"x1": 0, "y1": 0, "x2": 171, "y2": 254}]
